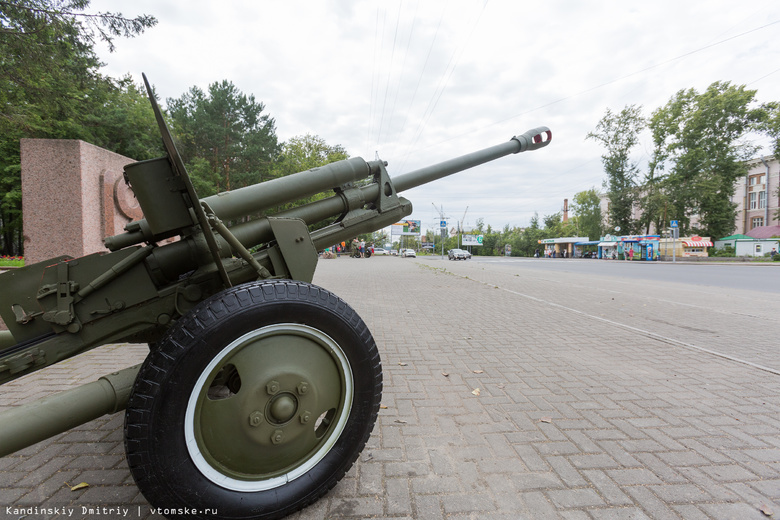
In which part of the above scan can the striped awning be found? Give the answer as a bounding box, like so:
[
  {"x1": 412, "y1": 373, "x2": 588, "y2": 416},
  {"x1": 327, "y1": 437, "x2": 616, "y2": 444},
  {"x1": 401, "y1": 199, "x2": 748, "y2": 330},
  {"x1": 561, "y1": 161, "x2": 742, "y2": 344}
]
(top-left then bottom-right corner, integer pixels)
[{"x1": 682, "y1": 240, "x2": 713, "y2": 247}]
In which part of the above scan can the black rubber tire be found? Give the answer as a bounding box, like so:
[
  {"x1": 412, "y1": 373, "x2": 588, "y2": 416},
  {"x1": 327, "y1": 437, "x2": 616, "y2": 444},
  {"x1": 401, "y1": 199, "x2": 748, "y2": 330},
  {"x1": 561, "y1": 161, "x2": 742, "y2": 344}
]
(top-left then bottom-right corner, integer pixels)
[{"x1": 124, "y1": 280, "x2": 382, "y2": 520}]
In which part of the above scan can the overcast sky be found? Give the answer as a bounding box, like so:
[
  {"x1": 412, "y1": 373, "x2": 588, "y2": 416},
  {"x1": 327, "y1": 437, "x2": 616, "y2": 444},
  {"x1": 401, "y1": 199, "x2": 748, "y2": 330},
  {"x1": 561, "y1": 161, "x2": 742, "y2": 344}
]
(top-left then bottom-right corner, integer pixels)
[{"x1": 94, "y1": 0, "x2": 780, "y2": 236}]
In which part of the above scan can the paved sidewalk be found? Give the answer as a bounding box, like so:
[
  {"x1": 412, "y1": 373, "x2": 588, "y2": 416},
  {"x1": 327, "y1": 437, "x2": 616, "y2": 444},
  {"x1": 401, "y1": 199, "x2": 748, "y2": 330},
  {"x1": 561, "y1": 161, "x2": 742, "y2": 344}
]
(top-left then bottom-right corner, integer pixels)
[{"x1": 1, "y1": 256, "x2": 779, "y2": 519}]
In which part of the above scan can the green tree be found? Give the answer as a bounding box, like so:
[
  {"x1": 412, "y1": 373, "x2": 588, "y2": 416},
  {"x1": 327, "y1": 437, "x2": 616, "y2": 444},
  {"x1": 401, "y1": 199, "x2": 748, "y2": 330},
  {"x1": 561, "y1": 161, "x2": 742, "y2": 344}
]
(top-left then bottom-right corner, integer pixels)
[
  {"x1": 87, "y1": 77, "x2": 164, "y2": 161},
  {"x1": 270, "y1": 134, "x2": 349, "y2": 210},
  {"x1": 0, "y1": 0, "x2": 156, "y2": 255},
  {"x1": 586, "y1": 105, "x2": 645, "y2": 235},
  {"x1": 649, "y1": 82, "x2": 764, "y2": 238},
  {"x1": 167, "y1": 81, "x2": 279, "y2": 196},
  {"x1": 272, "y1": 134, "x2": 349, "y2": 178},
  {"x1": 569, "y1": 188, "x2": 603, "y2": 240},
  {"x1": 636, "y1": 161, "x2": 668, "y2": 236},
  {"x1": 0, "y1": 0, "x2": 156, "y2": 51}
]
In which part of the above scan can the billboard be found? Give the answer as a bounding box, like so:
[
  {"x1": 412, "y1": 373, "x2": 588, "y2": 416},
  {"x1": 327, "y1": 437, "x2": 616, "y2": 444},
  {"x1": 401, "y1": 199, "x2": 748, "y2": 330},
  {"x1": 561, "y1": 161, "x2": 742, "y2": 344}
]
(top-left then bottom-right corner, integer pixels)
[
  {"x1": 391, "y1": 220, "x2": 421, "y2": 236},
  {"x1": 462, "y1": 234, "x2": 484, "y2": 246}
]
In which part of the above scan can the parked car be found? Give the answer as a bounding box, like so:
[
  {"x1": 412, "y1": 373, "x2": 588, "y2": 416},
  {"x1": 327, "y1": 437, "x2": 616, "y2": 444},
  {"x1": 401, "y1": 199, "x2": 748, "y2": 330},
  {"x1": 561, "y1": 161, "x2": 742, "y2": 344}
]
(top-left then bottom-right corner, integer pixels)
[
  {"x1": 448, "y1": 248, "x2": 470, "y2": 260},
  {"x1": 372, "y1": 247, "x2": 390, "y2": 255},
  {"x1": 401, "y1": 249, "x2": 416, "y2": 258}
]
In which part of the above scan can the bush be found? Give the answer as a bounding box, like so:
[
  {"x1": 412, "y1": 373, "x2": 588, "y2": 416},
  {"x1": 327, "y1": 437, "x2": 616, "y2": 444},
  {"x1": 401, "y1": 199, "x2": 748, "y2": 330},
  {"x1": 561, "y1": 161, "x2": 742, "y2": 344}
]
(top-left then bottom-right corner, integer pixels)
[{"x1": 709, "y1": 244, "x2": 735, "y2": 257}]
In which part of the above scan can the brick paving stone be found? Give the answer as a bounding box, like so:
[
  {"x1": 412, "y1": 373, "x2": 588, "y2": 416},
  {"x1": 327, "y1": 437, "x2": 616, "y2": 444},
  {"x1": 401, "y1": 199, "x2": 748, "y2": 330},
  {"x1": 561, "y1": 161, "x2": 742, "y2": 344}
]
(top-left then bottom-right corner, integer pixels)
[
  {"x1": 547, "y1": 487, "x2": 606, "y2": 509},
  {"x1": 581, "y1": 469, "x2": 633, "y2": 506},
  {"x1": 441, "y1": 493, "x2": 496, "y2": 514},
  {"x1": 384, "y1": 478, "x2": 412, "y2": 515},
  {"x1": 2, "y1": 258, "x2": 780, "y2": 519},
  {"x1": 589, "y1": 508, "x2": 653, "y2": 520}
]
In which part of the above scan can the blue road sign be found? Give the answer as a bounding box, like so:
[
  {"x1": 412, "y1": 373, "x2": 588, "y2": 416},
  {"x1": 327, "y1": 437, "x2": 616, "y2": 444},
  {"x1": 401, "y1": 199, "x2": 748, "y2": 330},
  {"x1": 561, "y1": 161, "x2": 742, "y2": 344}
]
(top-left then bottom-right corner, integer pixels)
[
  {"x1": 440, "y1": 220, "x2": 447, "y2": 228},
  {"x1": 670, "y1": 220, "x2": 679, "y2": 228}
]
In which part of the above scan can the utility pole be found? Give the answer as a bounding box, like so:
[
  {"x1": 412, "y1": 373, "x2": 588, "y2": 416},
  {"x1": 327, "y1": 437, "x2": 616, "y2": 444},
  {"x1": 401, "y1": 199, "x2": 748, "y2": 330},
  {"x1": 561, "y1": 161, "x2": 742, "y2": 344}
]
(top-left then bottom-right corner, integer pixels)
[
  {"x1": 459, "y1": 206, "x2": 469, "y2": 249},
  {"x1": 432, "y1": 203, "x2": 448, "y2": 258}
]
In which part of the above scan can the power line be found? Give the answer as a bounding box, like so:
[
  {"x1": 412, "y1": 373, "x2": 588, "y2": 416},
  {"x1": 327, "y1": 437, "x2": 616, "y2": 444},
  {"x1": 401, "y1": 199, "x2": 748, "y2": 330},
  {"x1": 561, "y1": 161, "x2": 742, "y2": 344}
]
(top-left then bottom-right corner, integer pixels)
[
  {"x1": 398, "y1": 0, "x2": 490, "y2": 172},
  {"x1": 398, "y1": 18, "x2": 780, "y2": 161},
  {"x1": 376, "y1": 0, "x2": 403, "y2": 145},
  {"x1": 492, "y1": 19, "x2": 780, "y2": 129}
]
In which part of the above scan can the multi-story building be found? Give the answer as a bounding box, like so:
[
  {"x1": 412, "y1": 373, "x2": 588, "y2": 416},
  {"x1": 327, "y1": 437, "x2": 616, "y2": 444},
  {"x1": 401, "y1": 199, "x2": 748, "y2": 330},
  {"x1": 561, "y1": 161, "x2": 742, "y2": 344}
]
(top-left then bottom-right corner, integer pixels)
[
  {"x1": 596, "y1": 155, "x2": 779, "y2": 238},
  {"x1": 732, "y1": 155, "x2": 778, "y2": 234}
]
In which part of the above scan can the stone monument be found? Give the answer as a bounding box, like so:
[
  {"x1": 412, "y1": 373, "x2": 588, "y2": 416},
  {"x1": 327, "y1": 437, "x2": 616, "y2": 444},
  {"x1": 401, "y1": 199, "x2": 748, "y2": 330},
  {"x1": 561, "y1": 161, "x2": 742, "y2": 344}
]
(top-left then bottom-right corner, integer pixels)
[
  {"x1": 1, "y1": 140, "x2": 140, "y2": 332},
  {"x1": 20, "y1": 139, "x2": 140, "y2": 265}
]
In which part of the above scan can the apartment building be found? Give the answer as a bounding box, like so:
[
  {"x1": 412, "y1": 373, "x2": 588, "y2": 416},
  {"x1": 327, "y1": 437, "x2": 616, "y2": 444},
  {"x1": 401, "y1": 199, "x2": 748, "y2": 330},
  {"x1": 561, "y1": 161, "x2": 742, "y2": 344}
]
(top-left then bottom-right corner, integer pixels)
[
  {"x1": 732, "y1": 155, "x2": 778, "y2": 234},
  {"x1": 597, "y1": 155, "x2": 779, "y2": 237}
]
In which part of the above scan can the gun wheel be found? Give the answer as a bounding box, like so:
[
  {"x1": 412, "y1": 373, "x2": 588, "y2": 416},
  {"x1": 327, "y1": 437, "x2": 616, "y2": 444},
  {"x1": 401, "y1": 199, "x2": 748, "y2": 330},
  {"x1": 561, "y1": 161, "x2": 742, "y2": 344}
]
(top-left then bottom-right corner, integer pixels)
[{"x1": 125, "y1": 281, "x2": 382, "y2": 520}]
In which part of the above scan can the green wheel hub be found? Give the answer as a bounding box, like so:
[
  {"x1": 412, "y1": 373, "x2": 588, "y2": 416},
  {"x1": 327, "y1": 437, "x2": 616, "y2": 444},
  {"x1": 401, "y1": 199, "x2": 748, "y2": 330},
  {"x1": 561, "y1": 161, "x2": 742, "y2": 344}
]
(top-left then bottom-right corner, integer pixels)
[{"x1": 184, "y1": 323, "x2": 354, "y2": 491}]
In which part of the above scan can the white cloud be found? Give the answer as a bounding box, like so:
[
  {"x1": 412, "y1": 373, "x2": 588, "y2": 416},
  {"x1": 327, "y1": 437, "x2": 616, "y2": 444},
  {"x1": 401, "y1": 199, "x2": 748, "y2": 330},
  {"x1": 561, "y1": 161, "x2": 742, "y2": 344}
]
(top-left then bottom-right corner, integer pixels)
[{"x1": 94, "y1": 0, "x2": 780, "y2": 234}]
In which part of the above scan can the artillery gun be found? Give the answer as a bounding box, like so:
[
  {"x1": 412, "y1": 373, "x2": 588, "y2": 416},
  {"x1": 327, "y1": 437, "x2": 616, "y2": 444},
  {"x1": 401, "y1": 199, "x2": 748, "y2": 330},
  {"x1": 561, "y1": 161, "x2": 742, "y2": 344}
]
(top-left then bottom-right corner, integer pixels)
[{"x1": 0, "y1": 75, "x2": 551, "y2": 519}]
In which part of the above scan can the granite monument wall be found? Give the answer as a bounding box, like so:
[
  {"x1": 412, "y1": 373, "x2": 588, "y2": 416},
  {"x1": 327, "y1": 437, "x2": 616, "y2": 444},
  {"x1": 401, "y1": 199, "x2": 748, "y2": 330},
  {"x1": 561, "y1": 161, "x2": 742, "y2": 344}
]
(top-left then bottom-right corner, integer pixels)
[{"x1": 20, "y1": 139, "x2": 140, "y2": 265}]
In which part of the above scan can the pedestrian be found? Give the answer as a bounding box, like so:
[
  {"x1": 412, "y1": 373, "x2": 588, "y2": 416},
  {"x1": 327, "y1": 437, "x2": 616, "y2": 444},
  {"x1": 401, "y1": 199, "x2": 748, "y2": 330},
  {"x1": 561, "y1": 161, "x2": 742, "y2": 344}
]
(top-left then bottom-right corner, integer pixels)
[
  {"x1": 628, "y1": 247, "x2": 634, "y2": 261},
  {"x1": 360, "y1": 239, "x2": 366, "y2": 258}
]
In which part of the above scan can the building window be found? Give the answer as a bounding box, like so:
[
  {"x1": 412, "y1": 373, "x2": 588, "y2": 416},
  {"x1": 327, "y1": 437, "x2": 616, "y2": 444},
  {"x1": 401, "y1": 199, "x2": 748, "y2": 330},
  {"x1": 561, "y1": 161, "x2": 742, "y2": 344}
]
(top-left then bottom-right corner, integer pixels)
[
  {"x1": 756, "y1": 244, "x2": 762, "y2": 254},
  {"x1": 749, "y1": 174, "x2": 766, "y2": 186},
  {"x1": 759, "y1": 190, "x2": 767, "y2": 209},
  {"x1": 752, "y1": 217, "x2": 764, "y2": 229},
  {"x1": 749, "y1": 192, "x2": 757, "y2": 209}
]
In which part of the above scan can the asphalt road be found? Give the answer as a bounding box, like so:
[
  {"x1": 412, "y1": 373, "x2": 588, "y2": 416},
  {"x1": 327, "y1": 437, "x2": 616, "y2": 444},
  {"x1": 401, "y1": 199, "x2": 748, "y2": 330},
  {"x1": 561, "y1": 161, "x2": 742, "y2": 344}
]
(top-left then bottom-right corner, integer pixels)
[{"x1": 428, "y1": 255, "x2": 780, "y2": 294}]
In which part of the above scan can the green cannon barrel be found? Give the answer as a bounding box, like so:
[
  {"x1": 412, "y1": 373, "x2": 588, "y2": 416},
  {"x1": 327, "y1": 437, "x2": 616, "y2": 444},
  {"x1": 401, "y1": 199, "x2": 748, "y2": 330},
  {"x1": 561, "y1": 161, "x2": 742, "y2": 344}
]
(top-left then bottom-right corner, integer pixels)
[
  {"x1": 393, "y1": 126, "x2": 551, "y2": 192},
  {"x1": 225, "y1": 126, "x2": 552, "y2": 249},
  {"x1": 104, "y1": 157, "x2": 381, "y2": 251},
  {"x1": 201, "y1": 157, "x2": 376, "y2": 221},
  {"x1": 223, "y1": 126, "x2": 551, "y2": 223},
  {"x1": 105, "y1": 127, "x2": 550, "y2": 253}
]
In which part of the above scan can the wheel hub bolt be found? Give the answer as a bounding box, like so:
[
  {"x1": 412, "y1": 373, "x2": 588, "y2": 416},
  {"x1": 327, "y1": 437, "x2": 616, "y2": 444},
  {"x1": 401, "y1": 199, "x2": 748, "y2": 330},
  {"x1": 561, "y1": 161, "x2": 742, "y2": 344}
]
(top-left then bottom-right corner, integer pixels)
[
  {"x1": 271, "y1": 429, "x2": 285, "y2": 445},
  {"x1": 297, "y1": 382, "x2": 309, "y2": 395},
  {"x1": 300, "y1": 411, "x2": 311, "y2": 424},
  {"x1": 249, "y1": 411, "x2": 263, "y2": 427},
  {"x1": 266, "y1": 380, "x2": 280, "y2": 395}
]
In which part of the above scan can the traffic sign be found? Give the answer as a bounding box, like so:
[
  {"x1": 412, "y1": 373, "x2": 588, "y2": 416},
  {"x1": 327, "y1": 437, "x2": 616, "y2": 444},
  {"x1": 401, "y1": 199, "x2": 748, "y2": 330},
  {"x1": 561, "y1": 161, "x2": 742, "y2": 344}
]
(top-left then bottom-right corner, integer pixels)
[
  {"x1": 670, "y1": 220, "x2": 679, "y2": 228},
  {"x1": 440, "y1": 220, "x2": 447, "y2": 228}
]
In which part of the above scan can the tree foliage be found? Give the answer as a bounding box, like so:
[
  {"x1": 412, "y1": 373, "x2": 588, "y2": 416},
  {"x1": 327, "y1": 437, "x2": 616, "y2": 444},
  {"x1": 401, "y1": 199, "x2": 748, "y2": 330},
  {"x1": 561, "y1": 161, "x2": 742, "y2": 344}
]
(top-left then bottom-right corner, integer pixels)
[
  {"x1": 586, "y1": 105, "x2": 645, "y2": 235},
  {"x1": 454, "y1": 211, "x2": 580, "y2": 258},
  {"x1": 0, "y1": 0, "x2": 157, "y2": 255},
  {"x1": 649, "y1": 81, "x2": 764, "y2": 238},
  {"x1": 0, "y1": 0, "x2": 156, "y2": 51},
  {"x1": 269, "y1": 134, "x2": 349, "y2": 212},
  {"x1": 569, "y1": 188, "x2": 603, "y2": 240},
  {"x1": 167, "y1": 81, "x2": 280, "y2": 196}
]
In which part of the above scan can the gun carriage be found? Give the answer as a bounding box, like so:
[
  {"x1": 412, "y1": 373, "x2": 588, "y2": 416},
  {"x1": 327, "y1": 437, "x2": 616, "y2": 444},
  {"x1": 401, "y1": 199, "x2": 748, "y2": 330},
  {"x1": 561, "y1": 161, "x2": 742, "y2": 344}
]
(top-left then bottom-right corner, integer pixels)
[{"x1": 0, "y1": 75, "x2": 551, "y2": 519}]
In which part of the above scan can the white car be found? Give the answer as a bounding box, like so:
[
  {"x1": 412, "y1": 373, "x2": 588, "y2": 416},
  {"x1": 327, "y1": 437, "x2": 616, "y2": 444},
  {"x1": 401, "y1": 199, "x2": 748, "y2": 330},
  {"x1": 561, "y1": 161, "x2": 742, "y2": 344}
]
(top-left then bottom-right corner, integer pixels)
[
  {"x1": 401, "y1": 249, "x2": 416, "y2": 258},
  {"x1": 372, "y1": 247, "x2": 390, "y2": 255}
]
